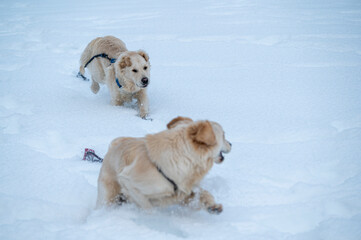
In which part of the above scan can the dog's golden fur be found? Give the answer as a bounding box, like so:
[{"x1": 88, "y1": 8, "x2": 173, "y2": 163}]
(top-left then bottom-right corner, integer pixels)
[
  {"x1": 96, "y1": 116, "x2": 232, "y2": 214},
  {"x1": 79, "y1": 36, "x2": 151, "y2": 118}
]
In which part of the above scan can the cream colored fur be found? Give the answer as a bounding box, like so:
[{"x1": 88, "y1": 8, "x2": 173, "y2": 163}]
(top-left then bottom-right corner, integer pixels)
[
  {"x1": 96, "y1": 117, "x2": 232, "y2": 214},
  {"x1": 79, "y1": 36, "x2": 151, "y2": 118}
]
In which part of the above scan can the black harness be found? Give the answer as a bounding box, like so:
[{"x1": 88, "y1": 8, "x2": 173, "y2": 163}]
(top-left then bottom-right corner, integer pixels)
[
  {"x1": 156, "y1": 166, "x2": 178, "y2": 192},
  {"x1": 77, "y1": 53, "x2": 121, "y2": 88}
]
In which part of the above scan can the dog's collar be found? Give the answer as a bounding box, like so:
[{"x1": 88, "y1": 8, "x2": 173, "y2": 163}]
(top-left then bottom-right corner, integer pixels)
[
  {"x1": 115, "y1": 78, "x2": 122, "y2": 88},
  {"x1": 156, "y1": 166, "x2": 178, "y2": 192}
]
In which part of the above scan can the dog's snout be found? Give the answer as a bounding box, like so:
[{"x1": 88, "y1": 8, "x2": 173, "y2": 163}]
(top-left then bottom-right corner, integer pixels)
[
  {"x1": 141, "y1": 77, "x2": 149, "y2": 85},
  {"x1": 222, "y1": 141, "x2": 232, "y2": 154}
]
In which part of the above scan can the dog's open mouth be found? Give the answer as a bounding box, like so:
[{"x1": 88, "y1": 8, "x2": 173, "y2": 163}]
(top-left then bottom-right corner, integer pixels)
[{"x1": 219, "y1": 152, "x2": 225, "y2": 162}]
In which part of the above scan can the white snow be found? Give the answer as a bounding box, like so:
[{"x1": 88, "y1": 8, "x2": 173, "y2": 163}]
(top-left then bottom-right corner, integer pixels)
[{"x1": 1, "y1": 0, "x2": 361, "y2": 239}]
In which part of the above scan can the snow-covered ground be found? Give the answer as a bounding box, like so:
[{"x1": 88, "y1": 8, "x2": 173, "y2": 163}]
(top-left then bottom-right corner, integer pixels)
[{"x1": 1, "y1": 0, "x2": 361, "y2": 239}]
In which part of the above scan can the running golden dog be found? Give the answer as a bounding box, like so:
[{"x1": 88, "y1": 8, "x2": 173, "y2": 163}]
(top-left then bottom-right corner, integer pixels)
[{"x1": 96, "y1": 116, "x2": 232, "y2": 214}]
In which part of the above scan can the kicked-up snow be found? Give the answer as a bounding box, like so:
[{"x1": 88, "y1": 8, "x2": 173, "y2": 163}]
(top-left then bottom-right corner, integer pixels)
[{"x1": 0, "y1": 0, "x2": 361, "y2": 239}]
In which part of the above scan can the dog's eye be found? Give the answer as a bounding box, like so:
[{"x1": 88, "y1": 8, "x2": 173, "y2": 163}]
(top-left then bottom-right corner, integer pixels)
[
  {"x1": 143, "y1": 66, "x2": 148, "y2": 70},
  {"x1": 132, "y1": 69, "x2": 138, "y2": 73}
]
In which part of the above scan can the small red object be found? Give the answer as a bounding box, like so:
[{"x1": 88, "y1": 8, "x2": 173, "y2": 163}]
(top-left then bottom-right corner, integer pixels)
[
  {"x1": 83, "y1": 148, "x2": 95, "y2": 160},
  {"x1": 83, "y1": 148, "x2": 103, "y2": 162}
]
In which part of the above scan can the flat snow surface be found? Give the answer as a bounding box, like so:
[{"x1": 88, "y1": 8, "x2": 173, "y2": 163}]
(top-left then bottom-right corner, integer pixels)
[{"x1": 1, "y1": 0, "x2": 361, "y2": 239}]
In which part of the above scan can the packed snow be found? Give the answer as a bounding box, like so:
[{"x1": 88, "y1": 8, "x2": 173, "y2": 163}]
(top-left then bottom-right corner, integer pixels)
[{"x1": 1, "y1": 0, "x2": 361, "y2": 239}]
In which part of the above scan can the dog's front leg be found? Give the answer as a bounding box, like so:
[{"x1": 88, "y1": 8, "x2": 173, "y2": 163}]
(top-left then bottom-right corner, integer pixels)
[
  {"x1": 108, "y1": 87, "x2": 124, "y2": 106},
  {"x1": 134, "y1": 89, "x2": 149, "y2": 119},
  {"x1": 199, "y1": 188, "x2": 223, "y2": 214},
  {"x1": 185, "y1": 188, "x2": 223, "y2": 214},
  {"x1": 105, "y1": 67, "x2": 124, "y2": 106}
]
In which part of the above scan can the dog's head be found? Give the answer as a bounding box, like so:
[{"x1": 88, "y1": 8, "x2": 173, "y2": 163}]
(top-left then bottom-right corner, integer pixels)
[
  {"x1": 166, "y1": 116, "x2": 232, "y2": 164},
  {"x1": 187, "y1": 120, "x2": 232, "y2": 164},
  {"x1": 145, "y1": 117, "x2": 231, "y2": 191},
  {"x1": 116, "y1": 50, "x2": 150, "y2": 92}
]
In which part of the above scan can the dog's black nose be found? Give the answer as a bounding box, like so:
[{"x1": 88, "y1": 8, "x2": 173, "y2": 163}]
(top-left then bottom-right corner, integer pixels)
[{"x1": 141, "y1": 77, "x2": 149, "y2": 85}]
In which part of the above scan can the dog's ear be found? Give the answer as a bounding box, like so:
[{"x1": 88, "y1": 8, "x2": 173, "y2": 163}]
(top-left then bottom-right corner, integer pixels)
[
  {"x1": 188, "y1": 121, "x2": 216, "y2": 147},
  {"x1": 167, "y1": 116, "x2": 193, "y2": 129},
  {"x1": 137, "y1": 50, "x2": 149, "y2": 62},
  {"x1": 119, "y1": 56, "x2": 132, "y2": 69}
]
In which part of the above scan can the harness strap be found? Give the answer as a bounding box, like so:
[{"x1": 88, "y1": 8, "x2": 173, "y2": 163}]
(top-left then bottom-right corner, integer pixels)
[
  {"x1": 115, "y1": 78, "x2": 122, "y2": 89},
  {"x1": 156, "y1": 166, "x2": 178, "y2": 192},
  {"x1": 78, "y1": 53, "x2": 121, "y2": 88},
  {"x1": 84, "y1": 53, "x2": 116, "y2": 68}
]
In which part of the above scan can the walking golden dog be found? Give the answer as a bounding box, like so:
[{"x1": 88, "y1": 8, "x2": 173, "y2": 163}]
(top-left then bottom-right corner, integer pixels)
[{"x1": 79, "y1": 36, "x2": 151, "y2": 118}]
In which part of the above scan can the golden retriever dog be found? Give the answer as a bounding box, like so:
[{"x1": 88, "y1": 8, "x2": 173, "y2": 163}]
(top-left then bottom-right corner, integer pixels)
[
  {"x1": 96, "y1": 116, "x2": 232, "y2": 214},
  {"x1": 79, "y1": 36, "x2": 151, "y2": 119}
]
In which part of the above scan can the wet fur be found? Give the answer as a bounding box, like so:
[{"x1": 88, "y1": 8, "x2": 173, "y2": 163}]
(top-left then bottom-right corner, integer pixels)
[
  {"x1": 96, "y1": 116, "x2": 232, "y2": 214},
  {"x1": 79, "y1": 36, "x2": 151, "y2": 118}
]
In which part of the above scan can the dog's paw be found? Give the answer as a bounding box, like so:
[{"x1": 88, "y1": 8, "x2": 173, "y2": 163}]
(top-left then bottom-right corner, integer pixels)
[
  {"x1": 76, "y1": 71, "x2": 88, "y2": 81},
  {"x1": 115, "y1": 193, "x2": 128, "y2": 205},
  {"x1": 207, "y1": 204, "x2": 223, "y2": 214},
  {"x1": 141, "y1": 115, "x2": 153, "y2": 121}
]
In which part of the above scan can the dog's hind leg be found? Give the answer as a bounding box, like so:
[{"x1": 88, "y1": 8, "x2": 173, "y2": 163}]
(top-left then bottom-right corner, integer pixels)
[
  {"x1": 79, "y1": 65, "x2": 85, "y2": 76},
  {"x1": 89, "y1": 60, "x2": 106, "y2": 94},
  {"x1": 96, "y1": 175, "x2": 121, "y2": 208},
  {"x1": 78, "y1": 42, "x2": 94, "y2": 80},
  {"x1": 77, "y1": 60, "x2": 89, "y2": 80},
  {"x1": 91, "y1": 79, "x2": 100, "y2": 94}
]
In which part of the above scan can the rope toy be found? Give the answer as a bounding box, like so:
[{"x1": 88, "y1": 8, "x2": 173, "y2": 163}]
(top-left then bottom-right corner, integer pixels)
[{"x1": 82, "y1": 148, "x2": 103, "y2": 163}]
